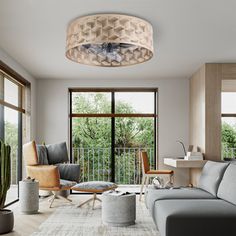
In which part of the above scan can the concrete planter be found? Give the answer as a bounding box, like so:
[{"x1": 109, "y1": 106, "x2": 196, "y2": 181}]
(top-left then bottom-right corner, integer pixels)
[
  {"x1": 0, "y1": 209, "x2": 14, "y2": 234},
  {"x1": 19, "y1": 180, "x2": 39, "y2": 214}
]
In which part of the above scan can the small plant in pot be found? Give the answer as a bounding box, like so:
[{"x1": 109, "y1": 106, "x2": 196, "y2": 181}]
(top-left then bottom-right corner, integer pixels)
[{"x1": 0, "y1": 140, "x2": 14, "y2": 234}]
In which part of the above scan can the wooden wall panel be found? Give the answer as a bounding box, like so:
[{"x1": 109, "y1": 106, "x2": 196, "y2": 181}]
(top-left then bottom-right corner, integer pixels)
[
  {"x1": 189, "y1": 65, "x2": 206, "y2": 154},
  {"x1": 190, "y1": 168, "x2": 202, "y2": 186},
  {"x1": 205, "y1": 64, "x2": 222, "y2": 161},
  {"x1": 189, "y1": 63, "x2": 236, "y2": 185},
  {"x1": 222, "y1": 64, "x2": 236, "y2": 80},
  {"x1": 222, "y1": 80, "x2": 236, "y2": 92},
  {"x1": 190, "y1": 63, "x2": 236, "y2": 162}
]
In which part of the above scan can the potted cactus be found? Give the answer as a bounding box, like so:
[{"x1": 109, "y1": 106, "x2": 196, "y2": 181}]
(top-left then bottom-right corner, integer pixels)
[{"x1": 0, "y1": 140, "x2": 14, "y2": 234}]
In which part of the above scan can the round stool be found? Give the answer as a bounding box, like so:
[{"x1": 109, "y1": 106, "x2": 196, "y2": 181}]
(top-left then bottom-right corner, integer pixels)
[{"x1": 102, "y1": 191, "x2": 136, "y2": 226}]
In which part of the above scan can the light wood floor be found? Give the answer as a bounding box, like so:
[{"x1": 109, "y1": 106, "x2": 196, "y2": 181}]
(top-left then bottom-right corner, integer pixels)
[
  {"x1": 6, "y1": 194, "x2": 144, "y2": 236},
  {"x1": 7, "y1": 195, "x2": 97, "y2": 236}
]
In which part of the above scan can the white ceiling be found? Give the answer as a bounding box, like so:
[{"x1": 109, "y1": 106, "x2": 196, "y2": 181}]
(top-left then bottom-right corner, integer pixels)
[{"x1": 0, "y1": 0, "x2": 236, "y2": 80}]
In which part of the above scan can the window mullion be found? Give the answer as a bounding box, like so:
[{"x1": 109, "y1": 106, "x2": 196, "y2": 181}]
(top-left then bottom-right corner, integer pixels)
[{"x1": 111, "y1": 92, "x2": 115, "y2": 182}]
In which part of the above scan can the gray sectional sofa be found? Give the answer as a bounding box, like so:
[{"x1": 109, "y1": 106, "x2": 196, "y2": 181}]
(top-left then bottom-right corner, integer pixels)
[{"x1": 145, "y1": 161, "x2": 236, "y2": 236}]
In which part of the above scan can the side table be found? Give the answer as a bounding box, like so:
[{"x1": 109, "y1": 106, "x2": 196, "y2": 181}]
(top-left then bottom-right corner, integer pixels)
[
  {"x1": 102, "y1": 191, "x2": 136, "y2": 226},
  {"x1": 19, "y1": 180, "x2": 39, "y2": 214}
]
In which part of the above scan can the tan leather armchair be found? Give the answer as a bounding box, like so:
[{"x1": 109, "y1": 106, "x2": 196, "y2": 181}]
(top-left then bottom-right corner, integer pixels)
[{"x1": 23, "y1": 141, "x2": 76, "y2": 207}]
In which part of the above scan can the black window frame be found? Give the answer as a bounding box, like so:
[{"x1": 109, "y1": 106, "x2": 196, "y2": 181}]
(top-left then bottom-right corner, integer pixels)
[
  {"x1": 0, "y1": 60, "x2": 29, "y2": 207},
  {"x1": 69, "y1": 88, "x2": 158, "y2": 184}
]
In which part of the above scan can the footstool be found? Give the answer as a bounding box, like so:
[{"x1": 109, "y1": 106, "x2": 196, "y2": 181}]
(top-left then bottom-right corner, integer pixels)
[
  {"x1": 102, "y1": 191, "x2": 136, "y2": 226},
  {"x1": 72, "y1": 181, "x2": 117, "y2": 209}
]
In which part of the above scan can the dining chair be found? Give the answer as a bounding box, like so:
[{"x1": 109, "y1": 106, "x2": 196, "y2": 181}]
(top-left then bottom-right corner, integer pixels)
[{"x1": 139, "y1": 151, "x2": 174, "y2": 201}]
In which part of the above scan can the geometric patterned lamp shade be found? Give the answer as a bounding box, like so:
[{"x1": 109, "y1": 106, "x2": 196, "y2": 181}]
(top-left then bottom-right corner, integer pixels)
[{"x1": 66, "y1": 14, "x2": 154, "y2": 67}]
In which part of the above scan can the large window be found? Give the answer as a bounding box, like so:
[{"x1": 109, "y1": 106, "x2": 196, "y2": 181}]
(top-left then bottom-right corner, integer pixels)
[
  {"x1": 0, "y1": 69, "x2": 25, "y2": 206},
  {"x1": 221, "y1": 92, "x2": 236, "y2": 159},
  {"x1": 69, "y1": 89, "x2": 158, "y2": 185}
]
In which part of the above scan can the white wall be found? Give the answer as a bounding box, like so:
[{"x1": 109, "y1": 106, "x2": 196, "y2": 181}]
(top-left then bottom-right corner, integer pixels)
[
  {"x1": 0, "y1": 48, "x2": 190, "y2": 184},
  {"x1": 36, "y1": 78, "x2": 189, "y2": 185},
  {"x1": 0, "y1": 48, "x2": 37, "y2": 140}
]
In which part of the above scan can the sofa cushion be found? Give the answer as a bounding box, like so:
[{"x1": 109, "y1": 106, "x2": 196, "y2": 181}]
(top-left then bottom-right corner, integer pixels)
[
  {"x1": 145, "y1": 187, "x2": 216, "y2": 218},
  {"x1": 154, "y1": 199, "x2": 236, "y2": 236},
  {"x1": 198, "y1": 161, "x2": 229, "y2": 196},
  {"x1": 46, "y1": 142, "x2": 69, "y2": 164},
  {"x1": 217, "y1": 164, "x2": 236, "y2": 205},
  {"x1": 36, "y1": 145, "x2": 49, "y2": 165}
]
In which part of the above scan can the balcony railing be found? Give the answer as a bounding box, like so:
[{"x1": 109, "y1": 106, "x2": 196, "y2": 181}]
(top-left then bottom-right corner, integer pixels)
[
  {"x1": 222, "y1": 147, "x2": 236, "y2": 159},
  {"x1": 72, "y1": 147, "x2": 155, "y2": 185}
]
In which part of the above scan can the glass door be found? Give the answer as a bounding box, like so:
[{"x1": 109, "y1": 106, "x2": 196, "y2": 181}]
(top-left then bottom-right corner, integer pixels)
[
  {"x1": 70, "y1": 89, "x2": 158, "y2": 185},
  {"x1": 114, "y1": 92, "x2": 155, "y2": 184},
  {"x1": 0, "y1": 73, "x2": 24, "y2": 206},
  {"x1": 71, "y1": 92, "x2": 112, "y2": 182}
]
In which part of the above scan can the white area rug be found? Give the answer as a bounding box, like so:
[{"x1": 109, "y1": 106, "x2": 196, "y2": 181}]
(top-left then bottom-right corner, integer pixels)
[{"x1": 31, "y1": 200, "x2": 159, "y2": 236}]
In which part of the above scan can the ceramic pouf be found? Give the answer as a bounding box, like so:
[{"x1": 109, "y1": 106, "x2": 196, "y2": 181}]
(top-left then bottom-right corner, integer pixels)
[
  {"x1": 19, "y1": 180, "x2": 39, "y2": 214},
  {"x1": 102, "y1": 192, "x2": 136, "y2": 227}
]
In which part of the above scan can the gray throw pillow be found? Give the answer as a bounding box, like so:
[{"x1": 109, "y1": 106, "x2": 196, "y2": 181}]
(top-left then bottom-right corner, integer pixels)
[
  {"x1": 56, "y1": 163, "x2": 80, "y2": 182},
  {"x1": 46, "y1": 142, "x2": 69, "y2": 164},
  {"x1": 217, "y1": 164, "x2": 236, "y2": 205},
  {"x1": 36, "y1": 145, "x2": 49, "y2": 165},
  {"x1": 198, "y1": 161, "x2": 229, "y2": 196}
]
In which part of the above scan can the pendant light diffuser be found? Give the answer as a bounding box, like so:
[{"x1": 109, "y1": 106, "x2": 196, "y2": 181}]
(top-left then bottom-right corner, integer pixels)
[{"x1": 66, "y1": 14, "x2": 154, "y2": 67}]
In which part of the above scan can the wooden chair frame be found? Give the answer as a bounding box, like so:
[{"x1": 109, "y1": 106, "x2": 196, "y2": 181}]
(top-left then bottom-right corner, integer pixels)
[{"x1": 139, "y1": 151, "x2": 174, "y2": 201}]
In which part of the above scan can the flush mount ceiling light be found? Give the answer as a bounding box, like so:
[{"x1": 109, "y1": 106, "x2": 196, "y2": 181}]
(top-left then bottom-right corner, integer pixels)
[{"x1": 66, "y1": 14, "x2": 154, "y2": 67}]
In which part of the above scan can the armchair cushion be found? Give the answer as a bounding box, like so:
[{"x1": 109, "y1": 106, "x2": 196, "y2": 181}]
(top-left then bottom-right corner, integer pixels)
[
  {"x1": 56, "y1": 163, "x2": 80, "y2": 182},
  {"x1": 198, "y1": 161, "x2": 229, "y2": 196},
  {"x1": 46, "y1": 142, "x2": 69, "y2": 164},
  {"x1": 36, "y1": 145, "x2": 49, "y2": 165},
  {"x1": 26, "y1": 165, "x2": 60, "y2": 188}
]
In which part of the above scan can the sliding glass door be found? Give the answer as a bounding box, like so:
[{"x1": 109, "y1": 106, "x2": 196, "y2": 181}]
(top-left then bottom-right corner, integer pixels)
[
  {"x1": 0, "y1": 72, "x2": 24, "y2": 206},
  {"x1": 70, "y1": 89, "x2": 157, "y2": 184}
]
